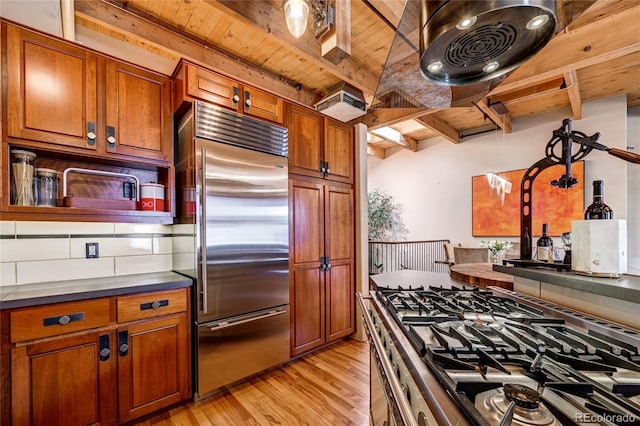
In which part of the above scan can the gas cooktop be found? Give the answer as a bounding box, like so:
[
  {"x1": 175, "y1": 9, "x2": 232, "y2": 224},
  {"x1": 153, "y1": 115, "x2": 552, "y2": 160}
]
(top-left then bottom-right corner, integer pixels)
[{"x1": 375, "y1": 285, "x2": 640, "y2": 426}]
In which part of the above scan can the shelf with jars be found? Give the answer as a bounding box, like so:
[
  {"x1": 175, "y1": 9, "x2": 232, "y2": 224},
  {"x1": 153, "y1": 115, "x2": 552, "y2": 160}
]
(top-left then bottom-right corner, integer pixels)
[{"x1": 3, "y1": 144, "x2": 174, "y2": 224}]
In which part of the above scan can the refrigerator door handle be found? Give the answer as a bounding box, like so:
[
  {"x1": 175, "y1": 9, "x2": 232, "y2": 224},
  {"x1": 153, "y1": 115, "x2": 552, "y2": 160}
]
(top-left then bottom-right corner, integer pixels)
[
  {"x1": 205, "y1": 308, "x2": 287, "y2": 332},
  {"x1": 200, "y1": 146, "x2": 209, "y2": 314}
]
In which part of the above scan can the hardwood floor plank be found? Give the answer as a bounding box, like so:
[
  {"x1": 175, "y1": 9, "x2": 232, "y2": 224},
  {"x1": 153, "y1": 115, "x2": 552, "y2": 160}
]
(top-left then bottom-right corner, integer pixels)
[{"x1": 132, "y1": 338, "x2": 369, "y2": 425}]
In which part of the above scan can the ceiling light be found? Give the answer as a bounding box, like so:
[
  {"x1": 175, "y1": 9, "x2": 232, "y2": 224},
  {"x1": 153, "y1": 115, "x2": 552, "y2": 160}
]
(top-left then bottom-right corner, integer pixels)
[
  {"x1": 370, "y1": 126, "x2": 403, "y2": 144},
  {"x1": 427, "y1": 61, "x2": 443, "y2": 73},
  {"x1": 456, "y1": 16, "x2": 477, "y2": 30},
  {"x1": 483, "y1": 61, "x2": 500, "y2": 73},
  {"x1": 526, "y1": 14, "x2": 550, "y2": 30},
  {"x1": 283, "y1": 0, "x2": 310, "y2": 38}
]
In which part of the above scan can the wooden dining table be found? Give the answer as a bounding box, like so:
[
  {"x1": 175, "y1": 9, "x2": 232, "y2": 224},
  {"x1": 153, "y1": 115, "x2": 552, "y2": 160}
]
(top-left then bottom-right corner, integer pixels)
[{"x1": 449, "y1": 263, "x2": 514, "y2": 290}]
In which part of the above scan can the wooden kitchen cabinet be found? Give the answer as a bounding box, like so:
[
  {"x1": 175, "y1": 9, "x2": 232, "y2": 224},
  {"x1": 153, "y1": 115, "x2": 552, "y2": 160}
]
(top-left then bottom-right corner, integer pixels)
[
  {"x1": 289, "y1": 178, "x2": 354, "y2": 356},
  {"x1": 11, "y1": 331, "x2": 117, "y2": 426},
  {"x1": 5, "y1": 288, "x2": 191, "y2": 425},
  {"x1": 172, "y1": 60, "x2": 284, "y2": 124},
  {"x1": 4, "y1": 23, "x2": 172, "y2": 164},
  {"x1": 287, "y1": 103, "x2": 354, "y2": 184},
  {"x1": 4, "y1": 24, "x2": 98, "y2": 151}
]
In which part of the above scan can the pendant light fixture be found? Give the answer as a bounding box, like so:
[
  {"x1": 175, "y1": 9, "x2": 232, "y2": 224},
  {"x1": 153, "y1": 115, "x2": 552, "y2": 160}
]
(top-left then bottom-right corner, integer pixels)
[{"x1": 283, "y1": 0, "x2": 310, "y2": 38}]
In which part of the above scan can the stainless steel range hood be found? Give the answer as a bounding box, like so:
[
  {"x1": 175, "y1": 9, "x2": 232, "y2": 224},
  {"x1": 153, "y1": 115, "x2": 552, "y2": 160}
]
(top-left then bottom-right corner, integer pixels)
[{"x1": 419, "y1": 0, "x2": 557, "y2": 86}]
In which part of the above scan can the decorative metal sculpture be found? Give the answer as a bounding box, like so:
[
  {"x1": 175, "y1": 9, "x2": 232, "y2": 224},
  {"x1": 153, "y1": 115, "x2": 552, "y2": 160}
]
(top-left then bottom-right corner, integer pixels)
[{"x1": 520, "y1": 118, "x2": 640, "y2": 260}]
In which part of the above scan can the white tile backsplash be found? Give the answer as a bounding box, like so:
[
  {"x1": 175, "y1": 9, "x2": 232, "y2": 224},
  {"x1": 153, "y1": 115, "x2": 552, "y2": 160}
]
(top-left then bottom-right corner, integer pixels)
[
  {"x1": 0, "y1": 238, "x2": 70, "y2": 262},
  {"x1": 17, "y1": 257, "x2": 115, "y2": 284},
  {"x1": 115, "y1": 254, "x2": 172, "y2": 275},
  {"x1": 172, "y1": 253, "x2": 195, "y2": 271},
  {"x1": 0, "y1": 221, "x2": 179, "y2": 285},
  {"x1": 172, "y1": 224, "x2": 195, "y2": 235},
  {"x1": 153, "y1": 237, "x2": 173, "y2": 254},
  {"x1": 1, "y1": 262, "x2": 17, "y2": 286},
  {"x1": 16, "y1": 221, "x2": 114, "y2": 235},
  {"x1": 0, "y1": 221, "x2": 16, "y2": 236},
  {"x1": 114, "y1": 223, "x2": 172, "y2": 235},
  {"x1": 70, "y1": 237, "x2": 152, "y2": 258},
  {"x1": 172, "y1": 236, "x2": 195, "y2": 254}
]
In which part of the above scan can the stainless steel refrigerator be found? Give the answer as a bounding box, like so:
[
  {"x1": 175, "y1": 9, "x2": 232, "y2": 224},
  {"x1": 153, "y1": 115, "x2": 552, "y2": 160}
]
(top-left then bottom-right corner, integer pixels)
[{"x1": 175, "y1": 101, "x2": 289, "y2": 400}]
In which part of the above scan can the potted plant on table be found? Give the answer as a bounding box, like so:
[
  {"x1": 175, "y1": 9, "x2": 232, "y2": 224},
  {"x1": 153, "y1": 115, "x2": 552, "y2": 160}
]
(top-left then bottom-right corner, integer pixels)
[{"x1": 481, "y1": 240, "x2": 513, "y2": 264}]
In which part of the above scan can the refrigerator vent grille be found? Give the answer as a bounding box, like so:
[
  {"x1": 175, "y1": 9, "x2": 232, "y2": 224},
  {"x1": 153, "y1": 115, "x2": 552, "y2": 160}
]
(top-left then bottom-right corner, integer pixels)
[{"x1": 194, "y1": 102, "x2": 288, "y2": 157}]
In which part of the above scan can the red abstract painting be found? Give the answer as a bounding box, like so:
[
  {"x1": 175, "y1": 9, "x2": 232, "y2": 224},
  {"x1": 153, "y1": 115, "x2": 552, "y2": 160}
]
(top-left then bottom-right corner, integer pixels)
[{"x1": 472, "y1": 161, "x2": 585, "y2": 237}]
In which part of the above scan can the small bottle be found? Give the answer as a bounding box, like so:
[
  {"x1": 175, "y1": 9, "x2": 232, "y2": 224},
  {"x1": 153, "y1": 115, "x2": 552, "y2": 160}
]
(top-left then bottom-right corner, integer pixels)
[
  {"x1": 536, "y1": 223, "x2": 553, "y2": 262},
  {"x1": 584, "y1": 180, "x2": 613, "y2": 219}
]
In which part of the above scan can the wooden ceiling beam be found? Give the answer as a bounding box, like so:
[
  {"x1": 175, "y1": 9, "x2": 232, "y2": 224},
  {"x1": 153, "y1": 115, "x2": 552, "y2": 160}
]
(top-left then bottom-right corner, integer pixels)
[
  {"x1": 491, "y1": 2, "x2": 640, "y2": 95},
  {"x1": 204, "y1": 0, "x2": 379, "y2": 95},
  {"x1": 475, "y1": 99, "x2": 513, "y2": 133},
  {"x1": 321, "y1": 0, "x2": 351, "y2": 64},
  {"x1": 415, "y1": 115, "x2": 460, "y2": 144},
  {"x1": 564, "y1": 71, "x2": 583, "y2": 120},
  {"x1": 367, "y1": 143, "x2": 386, "y2": 159},
  {"x1": 75, "y1": 0, "x2": 317, "y2": 106}
]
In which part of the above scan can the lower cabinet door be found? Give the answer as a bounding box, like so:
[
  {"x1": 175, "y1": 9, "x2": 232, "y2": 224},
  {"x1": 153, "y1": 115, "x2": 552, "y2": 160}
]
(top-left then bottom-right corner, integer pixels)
[
  {"x1": 291, "y1": 267, "x2": 325, "y2": 356},
  {"x1": 11, "y1": 331, "x2": 117, "y2": 426},
  {"x1": 117, "y1": 314, "x2": 190, "y2": 423}
]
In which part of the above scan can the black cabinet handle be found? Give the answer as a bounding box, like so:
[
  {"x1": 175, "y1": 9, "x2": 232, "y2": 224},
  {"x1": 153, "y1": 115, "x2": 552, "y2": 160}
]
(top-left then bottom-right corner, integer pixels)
[
  {"x1": 232, "y1": 86, "x2": 240, "y2": 104},
  {"x1": 87, "y1": 121, "x2": 96, "y2": 146},
  {"x1": 244, "y1": 91, "x2": 251, "y2": 108},
  {"x1": 140, "y1": 299, "x2": 169, "y2": 310},
  {"x1": 106, "y1": 126, "x2": 116, "y2": 148},
  {"x1": 43, "y1": 312, "x2": 84, "y2": 327},
  {"x1": 99, "y1": 334, "x2": 110, "y2": 361},
  {"x1": 118, "y1": 330, "x2": 129, "y2": 356}
]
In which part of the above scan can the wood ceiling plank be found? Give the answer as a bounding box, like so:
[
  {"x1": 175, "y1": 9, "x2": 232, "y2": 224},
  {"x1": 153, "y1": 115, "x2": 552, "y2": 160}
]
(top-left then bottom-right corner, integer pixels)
[
  {"x1": 203, "y1": 0, "x2": 380, "y2": 95},
  {"x1": 365, "y1": 0, "x2": 406, "y2": 28},
  {"x1": 564, "y1": 71, "x2": 583, "y2": 120},
  {"x1": 491, "y1": 3, "x2": 640, "y2": 95},
  {"x1": 415, "y1": 115, "x2": 460, "y2": 144},
  {"x1": 75, "y1": 0, "x2": 317, "y2": 106}
]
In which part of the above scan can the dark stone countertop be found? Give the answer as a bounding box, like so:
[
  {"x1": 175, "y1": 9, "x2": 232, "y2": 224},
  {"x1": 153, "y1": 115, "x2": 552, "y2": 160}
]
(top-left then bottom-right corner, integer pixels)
[
  {"x1": 0, "y1": 271, "x2": 193, "y2": 310},
  {"x1": 493, "y1": 264, "x2": 640, "y2": 303}
]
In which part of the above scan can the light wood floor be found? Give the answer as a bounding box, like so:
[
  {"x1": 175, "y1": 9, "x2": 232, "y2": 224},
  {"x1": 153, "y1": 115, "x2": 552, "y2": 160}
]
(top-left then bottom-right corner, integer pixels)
[{"x1": 133, "y1": 338, "x2": 370, "y2": 426}]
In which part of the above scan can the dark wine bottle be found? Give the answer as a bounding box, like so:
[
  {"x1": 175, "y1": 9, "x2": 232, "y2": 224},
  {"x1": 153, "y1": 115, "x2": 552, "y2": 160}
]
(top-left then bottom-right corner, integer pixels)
[
  {"x1": 536, "y1": 223, "x2": 553, "y2": 262},
  {"x1": 584, "y1": 180, "x2": 613, "y2": 219}
]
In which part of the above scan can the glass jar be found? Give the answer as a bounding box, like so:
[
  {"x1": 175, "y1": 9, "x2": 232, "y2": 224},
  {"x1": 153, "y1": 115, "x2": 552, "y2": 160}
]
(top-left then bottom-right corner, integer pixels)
[
  {"x1": 11, "y1": 149, "x2": 37, "y2": 206},
  {"x1": 35, "y1": 168, "x2": 59, "y2": 207}
]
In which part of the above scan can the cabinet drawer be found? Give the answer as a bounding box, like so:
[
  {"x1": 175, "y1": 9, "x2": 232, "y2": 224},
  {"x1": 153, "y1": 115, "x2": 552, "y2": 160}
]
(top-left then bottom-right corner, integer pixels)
[
  {"x1": 10, "y1": 298, "x2": 111, "y2": 343},
  {"x1": 117, "y1": 288, "x2": 187, "y2": 323}
]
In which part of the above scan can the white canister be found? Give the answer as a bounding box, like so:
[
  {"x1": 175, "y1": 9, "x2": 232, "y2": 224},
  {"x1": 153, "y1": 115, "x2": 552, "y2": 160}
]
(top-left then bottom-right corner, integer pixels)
[
  {"x1": 571, "y1": 219, "x2": 627, "y2": 278},
  {"x1": 140, "y1": 183, "x2": 165, "y2": 211}
]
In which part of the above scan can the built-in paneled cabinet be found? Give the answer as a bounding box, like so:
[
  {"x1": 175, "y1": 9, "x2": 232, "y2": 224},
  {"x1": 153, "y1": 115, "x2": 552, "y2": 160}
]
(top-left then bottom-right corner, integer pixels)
[
  {"x1": 287, "y1": 103, "x2": 354, "y2": 184},
  {"x1": 4, "y1": 288, "x2": 191, "y2": 426},
  {"x1": 4, "y1": 23, "x2": 172, "y2": 163},
  {"x1": 289, "y1": 178, "x2": 355, "y2": 356},
  {"x1": 172, "y1": 60, "x2": 284, "y2": 124}
]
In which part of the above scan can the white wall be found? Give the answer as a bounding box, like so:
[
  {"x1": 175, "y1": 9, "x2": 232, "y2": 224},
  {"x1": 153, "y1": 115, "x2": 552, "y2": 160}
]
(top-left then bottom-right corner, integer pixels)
[
  {"x1": 368, "y1": 95, "x2": 639, "y2": 271},
  {"x1": 628, "y1": 106, "x2": 640, "y2": 275}
]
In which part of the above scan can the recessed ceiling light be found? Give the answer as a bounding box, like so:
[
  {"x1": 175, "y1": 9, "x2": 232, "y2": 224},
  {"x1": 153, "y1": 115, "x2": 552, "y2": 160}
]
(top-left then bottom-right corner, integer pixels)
[
  {"x1": 526, "y1": 14, "x2": 550, "y2": 30},
  {"x1": 456, "y1": 16, "x2": 477, "y2": 30},
  {"x1": 427, "y1": 61, "x2": 443, "y2": 73},
  {"x1": 483, "y1": 61, "x2": 500, "y2": 73}
]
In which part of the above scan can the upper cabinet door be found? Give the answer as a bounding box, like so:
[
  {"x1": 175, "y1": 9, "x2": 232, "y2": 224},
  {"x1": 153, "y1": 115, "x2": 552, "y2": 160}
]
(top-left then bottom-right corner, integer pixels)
[
  {"x1": 185, "y1": 63, "x2": 240, "y2": 111},
  {"x1": 243, "y1": 85, "x2": 284, "y2": 124},
  {"x1": 104, "y1": 60, "x2": 171, "y2": 162},
  {"x1": 324, "y1": 118, "x2": 354, "y2": 184},
  {"x1": 288, "y1": 104, "x2": 324, "y2": 179},
  {"x1": 5, "y1": 25, "x2": 98, "y2": 150}
]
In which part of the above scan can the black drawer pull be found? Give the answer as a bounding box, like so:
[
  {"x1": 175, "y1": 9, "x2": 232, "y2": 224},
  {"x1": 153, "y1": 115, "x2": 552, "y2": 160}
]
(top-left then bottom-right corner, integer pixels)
[
  {"x1": 43, "y1": 312, "x2": 85, "y2": 327},
  {"x1": 140, "y1": 299, "x2": 169, "y2": 310}
]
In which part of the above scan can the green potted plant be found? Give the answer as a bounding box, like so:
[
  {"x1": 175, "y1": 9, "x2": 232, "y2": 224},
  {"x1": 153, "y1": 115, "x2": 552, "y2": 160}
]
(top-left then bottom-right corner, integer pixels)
[{"x1": 368, "y1": 189, "x2": 408, "y2": 273}]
